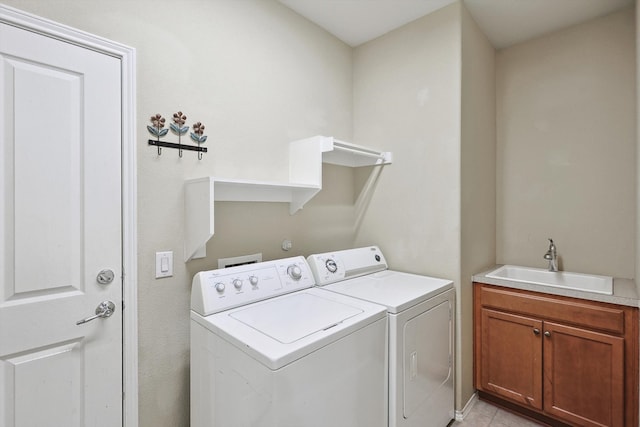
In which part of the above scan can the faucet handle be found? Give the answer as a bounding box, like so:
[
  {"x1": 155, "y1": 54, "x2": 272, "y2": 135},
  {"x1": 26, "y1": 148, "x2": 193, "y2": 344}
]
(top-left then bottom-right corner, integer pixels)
[{"x1": 548, "y1": 238, "x2": 555, "y2": 248}]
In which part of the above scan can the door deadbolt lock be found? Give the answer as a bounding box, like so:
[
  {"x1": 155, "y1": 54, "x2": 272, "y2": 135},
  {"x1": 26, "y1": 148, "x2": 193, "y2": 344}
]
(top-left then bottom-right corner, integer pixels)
[{"x1": 97, "y1": 269, "x2": 115, "y2": 285}]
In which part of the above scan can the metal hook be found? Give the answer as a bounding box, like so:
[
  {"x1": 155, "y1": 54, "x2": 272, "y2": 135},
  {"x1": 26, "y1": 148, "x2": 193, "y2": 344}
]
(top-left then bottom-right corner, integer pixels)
[{"x1": 198, "y1": 143, "x2": 203, "y2": 160}]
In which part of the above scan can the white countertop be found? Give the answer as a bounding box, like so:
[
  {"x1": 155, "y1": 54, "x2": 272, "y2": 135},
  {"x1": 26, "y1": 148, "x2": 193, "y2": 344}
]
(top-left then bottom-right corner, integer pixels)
[{"x1": 473, "y1": 265, "x2": 640, "y2": 308}]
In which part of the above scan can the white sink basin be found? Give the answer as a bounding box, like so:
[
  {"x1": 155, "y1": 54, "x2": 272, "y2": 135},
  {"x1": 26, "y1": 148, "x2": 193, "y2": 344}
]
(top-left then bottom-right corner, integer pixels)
[{"x1": 486, "y1": 265, "x2": 613, "y2": 295}]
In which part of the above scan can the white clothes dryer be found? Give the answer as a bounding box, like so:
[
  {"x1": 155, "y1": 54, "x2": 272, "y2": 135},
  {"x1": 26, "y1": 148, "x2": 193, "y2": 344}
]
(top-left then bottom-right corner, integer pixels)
[
  {"x1": 190, "y1": 255, "x2": 388, "y2": 427},
  {"x1": 308, "y1": 247, "x2": 455, "y2": 427}
]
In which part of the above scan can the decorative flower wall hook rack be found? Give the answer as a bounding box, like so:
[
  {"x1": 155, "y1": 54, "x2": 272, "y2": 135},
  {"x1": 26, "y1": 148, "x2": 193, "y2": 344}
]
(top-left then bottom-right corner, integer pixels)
[{"x1": 147, "y1": 112, "x2": 208, "y2": 159}]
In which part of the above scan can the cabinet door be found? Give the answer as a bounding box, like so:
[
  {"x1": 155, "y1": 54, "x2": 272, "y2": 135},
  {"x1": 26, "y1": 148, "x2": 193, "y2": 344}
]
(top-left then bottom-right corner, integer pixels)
[
  {"x1": 543, "y1": 322, "x2": 624, "y2": 427},
  {"x1": 480, "y1": 309, "x2": 543, "y2": 410}
]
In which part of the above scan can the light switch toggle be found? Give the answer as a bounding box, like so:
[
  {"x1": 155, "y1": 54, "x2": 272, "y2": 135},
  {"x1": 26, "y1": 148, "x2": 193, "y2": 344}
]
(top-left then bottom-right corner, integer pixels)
[{"x1": 156, "y1": 251, "x2": 173, "y2": 278}]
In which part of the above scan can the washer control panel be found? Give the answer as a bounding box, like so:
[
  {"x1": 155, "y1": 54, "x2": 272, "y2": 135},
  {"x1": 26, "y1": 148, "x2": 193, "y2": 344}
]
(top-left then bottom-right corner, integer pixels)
[
  {"x1": 307, "y1": 246, "x2": 388, "y2": 286},
  {"x1": 191, "y1": 256, "x2": 314, "y2": 316}
]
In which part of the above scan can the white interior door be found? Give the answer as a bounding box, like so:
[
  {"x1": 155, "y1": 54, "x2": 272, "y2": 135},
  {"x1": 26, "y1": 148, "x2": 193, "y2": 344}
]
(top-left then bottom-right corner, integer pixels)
[{"x1": 0, "y1": 21, "x2": 123, "y2": 427}]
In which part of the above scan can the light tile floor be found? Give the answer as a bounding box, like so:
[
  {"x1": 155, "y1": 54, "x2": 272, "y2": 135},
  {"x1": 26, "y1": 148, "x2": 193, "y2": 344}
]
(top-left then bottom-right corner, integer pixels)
[{"x1": 451, "y1": 399, "x2": 545, "y2": 427}]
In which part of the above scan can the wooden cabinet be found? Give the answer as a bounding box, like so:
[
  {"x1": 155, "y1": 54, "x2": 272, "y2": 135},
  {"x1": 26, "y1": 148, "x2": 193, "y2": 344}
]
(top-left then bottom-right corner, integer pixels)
[
  {"x1": 474, "y1": 283, "x2": 638, "y2": 427},
  {"x1": 480, "y1": 309, "x2": 543, "y2": 410},
  {"x1": 543, "y1": 321, "x2": 624, "y2": 426}
]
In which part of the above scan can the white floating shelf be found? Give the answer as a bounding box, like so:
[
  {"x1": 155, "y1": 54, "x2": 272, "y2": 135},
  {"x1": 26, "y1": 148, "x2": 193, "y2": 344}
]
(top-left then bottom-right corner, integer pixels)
[
  {"x1": 184, "y1": 177, "x2": 321, "y2": 261},
  {"x1": 184, "y1": 136, "x2": 391, "y2": 261},
  {"x1": 213, "y1": 178, "x2": 321, "y2": 207},
  {"x1": 323, "y1": 138, "x2": 392, "y2": 167}
]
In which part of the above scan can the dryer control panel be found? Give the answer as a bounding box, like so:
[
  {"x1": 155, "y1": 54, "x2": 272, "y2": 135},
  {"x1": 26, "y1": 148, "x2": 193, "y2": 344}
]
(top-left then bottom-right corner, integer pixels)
[
  {"x1": 191, "y1": 256, "x2": 314, "y2": 316},
  {"x1": 308, "y1": 246, "x2": 388, "y2": 286}
]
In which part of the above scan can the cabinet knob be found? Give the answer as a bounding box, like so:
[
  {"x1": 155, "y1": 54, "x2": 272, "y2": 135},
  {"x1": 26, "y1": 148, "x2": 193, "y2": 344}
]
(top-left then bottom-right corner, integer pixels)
[
  {"x1": 533, "y1": 328, "x2": 540, "y2": 335},
  {"x1": 544, "y1": 331, "x2": 551, "y2": 338}
]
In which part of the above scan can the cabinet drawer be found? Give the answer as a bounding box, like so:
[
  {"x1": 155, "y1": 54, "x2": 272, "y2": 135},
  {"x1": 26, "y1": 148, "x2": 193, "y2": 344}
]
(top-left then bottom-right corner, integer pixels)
[{"x1": 478, "y1": 284, "x2": 625, "y2": 335}]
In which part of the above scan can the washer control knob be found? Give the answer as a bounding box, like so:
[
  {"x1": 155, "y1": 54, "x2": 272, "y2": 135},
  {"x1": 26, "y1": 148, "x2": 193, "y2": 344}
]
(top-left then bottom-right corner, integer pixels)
[
  {"x1": 215, "y1": 282, "x2": 225, "y2": 293},
  {"x1": 233, "y1": 279, "x2": 243, "y2": 290},
  {"x1": 287, "y1": 264, "x2": 303, "y2": 280},
  {"x1": 326, "y1": 259, "x2": 338, "y2": 273},
  {"x1": 249, "y1": 275, "x2": 259, "y2": 287}
]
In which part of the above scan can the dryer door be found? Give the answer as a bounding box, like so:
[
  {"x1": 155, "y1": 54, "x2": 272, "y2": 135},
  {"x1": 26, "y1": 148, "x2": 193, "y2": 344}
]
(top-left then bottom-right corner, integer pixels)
[{"x1": 403, "y1": 298, "x2": 453, "y2": 420}]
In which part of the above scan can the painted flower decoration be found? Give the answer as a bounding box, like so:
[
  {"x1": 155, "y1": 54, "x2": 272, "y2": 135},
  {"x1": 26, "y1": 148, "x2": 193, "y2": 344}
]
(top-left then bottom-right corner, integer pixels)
[
  {"x1": 147, "y1": 114, "x2": 168, "y2": 138},
  {"x1": 190, "y1": 122, "x2": 207, "y2": 144},
  {"x1": 170, "y1": 111, "x2": 189, "y2": 136}
]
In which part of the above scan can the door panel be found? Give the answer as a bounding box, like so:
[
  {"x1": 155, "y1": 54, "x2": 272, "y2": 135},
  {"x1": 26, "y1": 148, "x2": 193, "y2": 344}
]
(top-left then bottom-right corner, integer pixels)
[
  {"x1": 9, "y1": 57, "x2": 83, "y2": 297},
  {"x1": 7, "y1": 340, "x2": 83, "y2": 427},
  {"x1": 543, "y1": 321, "x2": 624, "y2": 427},
  {"x1": 480, "y1": 308, "x2": 543, "y2": 410},
  {"x1": 0, "y1": 22, "x2": 122, "y2": 427}
]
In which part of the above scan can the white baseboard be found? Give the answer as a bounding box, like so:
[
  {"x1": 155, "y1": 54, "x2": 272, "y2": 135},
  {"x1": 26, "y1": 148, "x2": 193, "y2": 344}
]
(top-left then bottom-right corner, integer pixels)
[{"x1": 455, "y1": 392, "x2": 478, "y2": 421}]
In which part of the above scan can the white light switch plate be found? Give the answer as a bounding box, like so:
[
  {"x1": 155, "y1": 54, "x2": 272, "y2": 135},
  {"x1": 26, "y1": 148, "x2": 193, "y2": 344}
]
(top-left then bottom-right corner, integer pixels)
[{"x1": 156, "y1": 251, "x2": 173, "y2": 278}]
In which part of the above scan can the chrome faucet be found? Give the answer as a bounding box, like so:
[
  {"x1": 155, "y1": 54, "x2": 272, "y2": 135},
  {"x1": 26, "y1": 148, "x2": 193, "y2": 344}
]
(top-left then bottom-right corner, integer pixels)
[{"x1": 543, "y1": 238, "x2": 558, "y2": 272}]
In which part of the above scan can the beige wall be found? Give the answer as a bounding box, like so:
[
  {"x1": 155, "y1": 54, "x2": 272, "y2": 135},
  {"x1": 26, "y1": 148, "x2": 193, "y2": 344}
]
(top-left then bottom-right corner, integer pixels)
[
  {"x1": 353, "y1": 4, "x2": 461, "y2": 279},
  {"x1": 1, "y1": 1, "x2": 355, "y2": 426},
  {"x1": 496, "y1": 7, "x2": 636, "y2": 278},
  {"x1": 352, "y1": 2, "x2": 471, "y2": 408},
  {"x1": 460, "y1": 4, "x2": 496, "y2": 409}
]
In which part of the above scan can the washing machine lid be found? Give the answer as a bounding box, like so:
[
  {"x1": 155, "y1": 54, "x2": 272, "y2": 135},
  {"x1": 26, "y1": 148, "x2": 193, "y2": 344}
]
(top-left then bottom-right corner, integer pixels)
[
  {"x1": 192, "y1": 288, "x2": 386, "y2": 370},
  {"x1": 323, "y1": 270, "x2": 454, "y2": 314},
  {"x1": 230, "y1": 292, "x2": 362, "y2": 344}
]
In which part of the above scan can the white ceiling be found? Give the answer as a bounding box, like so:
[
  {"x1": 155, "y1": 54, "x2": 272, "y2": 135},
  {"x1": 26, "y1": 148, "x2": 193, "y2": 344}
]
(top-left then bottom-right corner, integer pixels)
[{"x1": 278, "y1": 0, "x2": 634, "y2": 49}]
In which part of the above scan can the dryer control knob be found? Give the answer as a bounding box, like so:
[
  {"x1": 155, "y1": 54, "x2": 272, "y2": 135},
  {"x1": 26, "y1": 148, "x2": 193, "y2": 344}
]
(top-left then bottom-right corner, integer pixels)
[
  {"x1": 287, "y1": 264, "x2": 303, "y2": 280},
  {"x1": 326, "y1": 259, "x2": 338, "y2": 273},
  {"x1": 249, "y1": 275, "x2": 259, "y2": 287},
  {"x1": 233, "y1": 279, "x2": 243, "y2": 290},
  {"x1": 215, "y1": 282, "x2": 225, "y2": 293}
]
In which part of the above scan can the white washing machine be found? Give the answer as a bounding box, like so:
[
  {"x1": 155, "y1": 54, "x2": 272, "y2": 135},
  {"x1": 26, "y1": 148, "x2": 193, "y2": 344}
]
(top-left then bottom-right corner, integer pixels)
[
  {"x1": 190, "y1": 255, "x2": 389, "y2": 427},
  {"x1": 307, "y1": 247, "x2": 455, "y2": 427}
]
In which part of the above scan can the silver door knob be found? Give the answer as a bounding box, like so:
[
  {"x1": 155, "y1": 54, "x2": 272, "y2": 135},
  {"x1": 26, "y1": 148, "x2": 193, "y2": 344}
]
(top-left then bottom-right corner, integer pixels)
[
  {"x1": 544, "y1": 331, "x2": 551, "y2": 338},
  {"x1": 76, "y1": 301, "x2": 116, "y2": 325}
]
